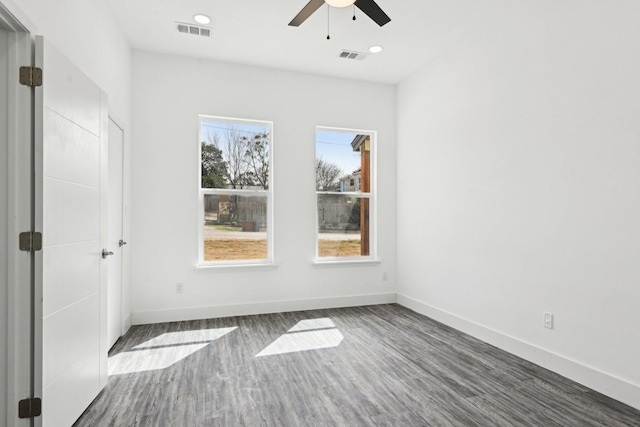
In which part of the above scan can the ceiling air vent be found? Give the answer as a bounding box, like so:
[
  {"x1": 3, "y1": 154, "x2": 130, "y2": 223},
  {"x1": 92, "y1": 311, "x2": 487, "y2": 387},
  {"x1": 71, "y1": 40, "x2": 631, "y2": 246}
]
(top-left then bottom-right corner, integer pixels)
[
  {"x1": 176, "y1": 23, "x2": 211, "y2": 37},
  {"x1": 338, "y1": 50, "x2": 367, "y2": 61}
]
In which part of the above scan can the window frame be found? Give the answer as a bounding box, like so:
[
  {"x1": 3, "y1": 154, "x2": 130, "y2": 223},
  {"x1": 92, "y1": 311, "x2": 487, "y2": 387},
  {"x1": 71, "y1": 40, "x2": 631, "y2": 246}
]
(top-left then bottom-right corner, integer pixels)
[
  {"x1": 314, "y1": 126, "x2": 377, "y2": 263},
  {"x1": 197, "y1": 115, "x2": 274, "y2": 267}
]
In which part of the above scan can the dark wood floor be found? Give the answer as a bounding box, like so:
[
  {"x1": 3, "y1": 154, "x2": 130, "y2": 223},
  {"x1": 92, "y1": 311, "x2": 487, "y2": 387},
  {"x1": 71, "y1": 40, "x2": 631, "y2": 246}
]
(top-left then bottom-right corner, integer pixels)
[{"x1": 74, "y1": 304, "x2": 640, "y2": 426}]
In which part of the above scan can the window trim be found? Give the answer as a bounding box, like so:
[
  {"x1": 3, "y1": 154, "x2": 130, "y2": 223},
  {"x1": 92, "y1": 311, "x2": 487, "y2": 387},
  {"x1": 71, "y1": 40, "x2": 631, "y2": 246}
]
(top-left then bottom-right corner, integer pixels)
[
  {"x1": 314, "y1": 126, "x2": 377, "y2": 263},
  {"x1": 198, "y1": 115, "x2": 274, "y2": 267}
]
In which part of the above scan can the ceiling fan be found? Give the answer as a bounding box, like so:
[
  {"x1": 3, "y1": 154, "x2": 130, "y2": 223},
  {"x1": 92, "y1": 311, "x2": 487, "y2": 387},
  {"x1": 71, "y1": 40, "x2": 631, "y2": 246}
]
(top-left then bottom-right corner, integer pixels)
[{"x1": 289, "y1": 0, "x2": 391, "y2": 27}]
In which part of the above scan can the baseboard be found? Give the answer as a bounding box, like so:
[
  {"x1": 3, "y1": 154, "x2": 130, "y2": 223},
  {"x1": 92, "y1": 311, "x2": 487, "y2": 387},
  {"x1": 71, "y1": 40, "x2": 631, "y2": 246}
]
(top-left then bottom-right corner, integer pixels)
[
  {"x1": 396, "y1": 293, "x2": 640, "y2": 411},
  {"x1": 131, "y1": 292, "x2": 397, "y2": 325}
]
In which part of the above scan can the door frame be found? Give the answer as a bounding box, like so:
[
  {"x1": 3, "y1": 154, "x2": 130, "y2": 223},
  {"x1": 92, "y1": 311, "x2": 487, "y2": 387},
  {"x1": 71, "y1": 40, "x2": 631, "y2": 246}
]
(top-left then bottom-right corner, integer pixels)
[
  {"x1": 0, "y1": 2, "x2": 34, "y2": 426},
  {"x1": 108, "y1": 116, "x2": 125, "y2": 345}
]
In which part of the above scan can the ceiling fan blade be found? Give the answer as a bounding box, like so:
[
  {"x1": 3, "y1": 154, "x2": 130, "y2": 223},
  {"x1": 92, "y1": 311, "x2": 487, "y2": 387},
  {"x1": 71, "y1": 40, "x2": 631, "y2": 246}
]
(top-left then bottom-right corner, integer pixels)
[
  {"x1": 355, "y1": 0, "x2": 391, "y2": 27},
  {"x1": 289, "y1": 0, "x2": 326, "y2": 27}
]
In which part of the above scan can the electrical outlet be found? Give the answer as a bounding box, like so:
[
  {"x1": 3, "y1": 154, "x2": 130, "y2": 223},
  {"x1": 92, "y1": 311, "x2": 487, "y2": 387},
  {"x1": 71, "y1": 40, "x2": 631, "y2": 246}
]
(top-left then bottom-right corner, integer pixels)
[
  {"x1": 544, "y1": 312, "x2": 553, "y2": 329},
  {"x1": 176, "y1": 282, "x2": 184, "y2": 294},
  {"x1": 382, "y1": 272, "x2": 388, "y2": 281}
]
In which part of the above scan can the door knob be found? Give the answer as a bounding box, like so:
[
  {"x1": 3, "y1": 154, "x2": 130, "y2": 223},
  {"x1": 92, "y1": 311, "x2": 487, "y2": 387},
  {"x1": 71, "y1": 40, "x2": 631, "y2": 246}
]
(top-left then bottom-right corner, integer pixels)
[
  {"x1": 102, "y1": 249, "x2": 114, "y2": 259},
  {"x1": 119, "y1": 239, "x2": 127, "y2": 247}
]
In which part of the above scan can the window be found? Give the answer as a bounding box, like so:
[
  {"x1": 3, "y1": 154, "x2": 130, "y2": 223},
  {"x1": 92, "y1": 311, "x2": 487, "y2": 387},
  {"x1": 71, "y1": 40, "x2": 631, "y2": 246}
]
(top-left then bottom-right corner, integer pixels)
[
  {"x1": 315, "y1": 127, "x2": 376, "y2": 261},
  {"x1": 199, "y1": 116, "x2": 273, "y2": 265}
]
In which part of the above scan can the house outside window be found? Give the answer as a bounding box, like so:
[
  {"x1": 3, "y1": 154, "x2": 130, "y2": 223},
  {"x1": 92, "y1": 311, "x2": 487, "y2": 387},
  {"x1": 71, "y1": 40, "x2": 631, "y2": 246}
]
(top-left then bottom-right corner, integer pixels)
[{"x1": 198, "y1": 116, "x2": 273, "y2": 266}]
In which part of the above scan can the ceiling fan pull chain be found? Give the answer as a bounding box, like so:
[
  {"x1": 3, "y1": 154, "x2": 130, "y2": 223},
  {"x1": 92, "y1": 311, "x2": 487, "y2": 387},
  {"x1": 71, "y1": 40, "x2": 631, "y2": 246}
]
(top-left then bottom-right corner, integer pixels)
[
  {"x1": 353, "y1": 4, "x2": 356, "y2": 20},
  {"x1": 327, "y1": 5, "x2": 331, "y2": 39}
]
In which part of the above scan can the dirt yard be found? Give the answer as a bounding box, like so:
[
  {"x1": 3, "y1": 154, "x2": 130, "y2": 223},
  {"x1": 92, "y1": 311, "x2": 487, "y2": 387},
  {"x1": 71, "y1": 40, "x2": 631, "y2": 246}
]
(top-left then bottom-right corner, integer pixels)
[
  {"x1": 204, "y1": 239, "x2": 267, "y2": 260},
  {"x1": 317, "y1": 239, "x2": 361, "y2": 257},
  {"x1": 203, "y1": 239, "x2": 361, "y2": 260}
]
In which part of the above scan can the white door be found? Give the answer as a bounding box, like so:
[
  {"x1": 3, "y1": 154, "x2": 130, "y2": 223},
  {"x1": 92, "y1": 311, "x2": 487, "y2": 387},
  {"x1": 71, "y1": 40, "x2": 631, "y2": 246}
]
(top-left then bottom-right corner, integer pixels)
[
  {"x1": 107, "y1": 118, "x2": 124, "y2": 349},
  {"x1": 34, "y1": 36, "x2": 108, "y2": 427}
]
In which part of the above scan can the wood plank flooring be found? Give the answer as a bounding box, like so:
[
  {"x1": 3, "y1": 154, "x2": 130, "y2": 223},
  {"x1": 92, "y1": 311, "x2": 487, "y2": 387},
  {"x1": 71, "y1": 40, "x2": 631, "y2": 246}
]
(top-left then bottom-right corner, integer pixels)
[{"x1": 74, "y1": 304, "x2": 640, "y2": 426}]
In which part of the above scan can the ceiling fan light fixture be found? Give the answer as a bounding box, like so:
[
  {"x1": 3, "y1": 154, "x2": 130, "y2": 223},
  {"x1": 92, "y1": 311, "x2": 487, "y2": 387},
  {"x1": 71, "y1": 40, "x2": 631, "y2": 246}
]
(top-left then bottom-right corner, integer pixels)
[
  {"x1": 193, "y1": 14, "x2": 211, "y2": 25},
  {"x1": 325, "y1": 0, "x2": 356, "y2": 8}
]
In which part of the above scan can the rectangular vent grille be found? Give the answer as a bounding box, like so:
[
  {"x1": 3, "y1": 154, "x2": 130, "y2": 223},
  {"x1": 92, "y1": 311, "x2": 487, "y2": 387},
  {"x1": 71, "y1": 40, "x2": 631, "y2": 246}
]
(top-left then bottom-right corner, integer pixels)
[
  {"x1": 339, "y1": 50, "x2": 367, "y2": 61},
  {"x1": 176, "y1": 23, "x2": 211, "y2": 37}
]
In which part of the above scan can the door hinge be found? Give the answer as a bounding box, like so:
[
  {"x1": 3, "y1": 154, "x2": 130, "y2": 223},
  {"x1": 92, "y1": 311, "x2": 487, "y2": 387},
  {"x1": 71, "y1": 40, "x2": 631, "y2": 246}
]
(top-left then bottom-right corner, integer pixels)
[
  {"x1": 18, "y1": 397, "x2": 42, "y2": 419},
  {"x1": 19, "y1": 66, "x2": 43, "y2": 87},
  {"x1": 19, "y1": 231, "x2": 43, "y2": 252}
]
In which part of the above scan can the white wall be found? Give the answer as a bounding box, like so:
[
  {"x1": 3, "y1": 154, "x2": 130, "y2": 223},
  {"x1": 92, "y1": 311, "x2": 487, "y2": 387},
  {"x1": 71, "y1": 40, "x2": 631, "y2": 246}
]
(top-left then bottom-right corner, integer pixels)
[
  {"x1": 397, "y1": 0, "x2": 640, "y2": 409},
  {"x1": 1, "y1": 26, "x2": 9, "y2": 426},
  {"x1": 4, "y1": 0, "x2": 133, "y2": 333},
  {"x1": 130, "y1": 51, "x2": 397, "y2": 323}
]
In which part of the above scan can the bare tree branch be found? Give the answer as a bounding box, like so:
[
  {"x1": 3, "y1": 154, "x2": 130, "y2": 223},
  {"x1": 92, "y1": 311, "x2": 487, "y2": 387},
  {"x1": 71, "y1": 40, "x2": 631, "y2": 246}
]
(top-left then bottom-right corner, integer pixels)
[{"x1": 316, "y1": 157, "x2": 343, "y2": 191}]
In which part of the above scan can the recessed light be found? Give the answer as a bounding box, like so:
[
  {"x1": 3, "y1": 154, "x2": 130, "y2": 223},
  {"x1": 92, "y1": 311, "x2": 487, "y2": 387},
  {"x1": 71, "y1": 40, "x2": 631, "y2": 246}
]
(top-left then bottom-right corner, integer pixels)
[
  {"x1": 369, "y1": 45, "x2": 383, "y2": 54},
  {"x1": 193, "y1": 14, "x2": 211, "y2": 25}
]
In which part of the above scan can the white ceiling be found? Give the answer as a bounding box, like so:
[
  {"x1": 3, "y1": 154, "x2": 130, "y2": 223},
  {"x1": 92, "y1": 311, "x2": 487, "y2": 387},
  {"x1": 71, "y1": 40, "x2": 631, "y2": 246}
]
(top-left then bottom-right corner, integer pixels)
[{"x1": 108, "y1": 0, "x2": 512, "y2": 84}]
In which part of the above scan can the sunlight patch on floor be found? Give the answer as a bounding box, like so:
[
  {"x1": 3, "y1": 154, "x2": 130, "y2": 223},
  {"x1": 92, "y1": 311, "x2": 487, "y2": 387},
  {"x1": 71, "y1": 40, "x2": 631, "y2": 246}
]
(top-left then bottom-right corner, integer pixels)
[
  {"x1": 133, "y1": 327, "x2": 238, "y2": 349},
  {"x1": 109, "y1": 327, "x2": 237, "y2": 375},
  {"x1": 257, "y1": 318, "x2": 343, "y2": 357},
  {"x1": 288, "y1": 318, "x2": 336, "y2": 332}
]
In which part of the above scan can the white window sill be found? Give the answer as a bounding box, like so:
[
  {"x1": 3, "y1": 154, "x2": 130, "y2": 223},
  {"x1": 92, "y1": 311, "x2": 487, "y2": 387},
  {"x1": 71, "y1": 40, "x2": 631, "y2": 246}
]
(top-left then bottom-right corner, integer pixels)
[
  {"x1": 195, "y1": 262, "x2": 278, "y2": 272},
  {"x1": 312, "y1": 258, "x2": 382, "y2": 267}
]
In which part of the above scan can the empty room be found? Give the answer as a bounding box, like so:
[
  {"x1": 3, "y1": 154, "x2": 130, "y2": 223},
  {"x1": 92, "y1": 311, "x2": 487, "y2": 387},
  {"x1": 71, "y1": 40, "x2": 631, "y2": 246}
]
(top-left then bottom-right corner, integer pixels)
[{"x1": 1, "y1": 0, "x2": 639, "y2": 425}]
